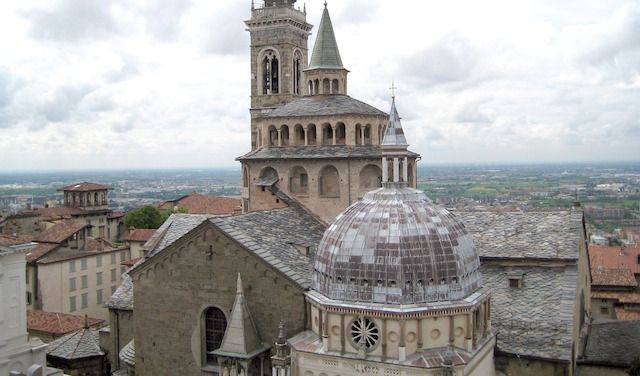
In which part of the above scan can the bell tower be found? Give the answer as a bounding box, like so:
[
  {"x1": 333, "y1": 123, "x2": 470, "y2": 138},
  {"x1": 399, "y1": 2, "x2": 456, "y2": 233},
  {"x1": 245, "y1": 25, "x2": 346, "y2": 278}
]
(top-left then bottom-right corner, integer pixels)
[{"x1": 245, "y1": 0, "x2": 312, "y2": 150}]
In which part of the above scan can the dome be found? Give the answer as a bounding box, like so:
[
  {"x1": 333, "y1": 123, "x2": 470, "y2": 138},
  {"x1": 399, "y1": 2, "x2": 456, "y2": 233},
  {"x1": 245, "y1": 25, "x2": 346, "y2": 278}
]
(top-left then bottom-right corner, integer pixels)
[{"x1": 313, "y1": 186, "x2": 482, "y2": 304}]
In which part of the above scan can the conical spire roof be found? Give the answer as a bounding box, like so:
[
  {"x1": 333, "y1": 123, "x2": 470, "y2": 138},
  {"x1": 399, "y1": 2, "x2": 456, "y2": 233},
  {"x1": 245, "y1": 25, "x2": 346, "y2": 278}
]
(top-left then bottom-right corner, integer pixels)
[
  {"x1": 382, "y1": 96, "x2": 408, "y2": 146},
  {"x1": 308, "y1": 3, "x2": 344, "y2": 69},
  {"x1": 214, "y1": 274, "x2": 266, "y2": 358}
]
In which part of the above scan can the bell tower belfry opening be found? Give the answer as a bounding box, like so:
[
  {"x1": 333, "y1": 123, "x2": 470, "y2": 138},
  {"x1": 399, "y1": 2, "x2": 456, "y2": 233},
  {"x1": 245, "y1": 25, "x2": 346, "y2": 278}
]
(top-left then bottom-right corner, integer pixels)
[{"x1": 245, "y1": 0, "x2": 313, "y2": 150}]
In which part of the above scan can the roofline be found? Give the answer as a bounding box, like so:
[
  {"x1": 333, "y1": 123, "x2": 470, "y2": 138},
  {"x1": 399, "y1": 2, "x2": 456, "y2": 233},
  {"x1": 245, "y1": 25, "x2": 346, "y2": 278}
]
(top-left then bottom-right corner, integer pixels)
[
  {"x1": 479, "y1": 256, "x2": 579, "y2": 263},
  {"x1": 37, "y1": 246, "x2": 129, "y2": 265},
  {"x1": 494, "y1": 348, "x2": 571, "y2": 364}
]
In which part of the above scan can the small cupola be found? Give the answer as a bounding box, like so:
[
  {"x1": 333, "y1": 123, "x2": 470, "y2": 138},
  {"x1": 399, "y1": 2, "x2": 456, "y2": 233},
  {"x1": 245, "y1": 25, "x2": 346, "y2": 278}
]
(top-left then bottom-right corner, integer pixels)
[
  {"x1": 305, "y1": 2, "x2": 349, "y2": 96},
  {"x1": 381, "y1": 95, "x2": 410, "y2": 187}
]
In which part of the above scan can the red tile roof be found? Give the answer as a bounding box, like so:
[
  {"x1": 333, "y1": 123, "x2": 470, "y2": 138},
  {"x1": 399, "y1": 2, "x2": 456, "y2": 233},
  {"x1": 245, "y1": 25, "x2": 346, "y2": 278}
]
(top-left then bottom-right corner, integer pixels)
[
  {"x1": 0, "y1": 234, "x2": 33, "y2": 246},
  {"x1": 27, "y1": 310, "x2": 104, "y2": 335},
  {"x1": 85, "y1": 238, "x2": 115, "y2": 251},
  {"x1": 592, "y1": 291, "x2": 640, "y2": 304},
  {"x1": 615, "y1": 307, "x2": 640, "y2": 321},
  {"x1": 36, "y1": 206, "x2": 82, "y2": 220},
  {"x1": 58, "y1": 182, "x2": 112, "y2": 192},
  {"x1": 158, "y1": 193, "x2": 241, "y2": 215},
  {"x1": 25, "y1": 243, "x2": 58, "y2": 262},
  {"x1": 591, "y1": 268, "x2": 638, "y2": 287},
  {"x1": 35, "y1": 221, "x2": 87, "y2": 244},
  {"x1": 590, "y1": 244, "x2": 640, "y2": 275},
  {"x1": 121, "y1": 257, "x2": 141, "y2": 267},
  {"x1": 123, "y1": 229, "x2": 156, "y2": 243}
]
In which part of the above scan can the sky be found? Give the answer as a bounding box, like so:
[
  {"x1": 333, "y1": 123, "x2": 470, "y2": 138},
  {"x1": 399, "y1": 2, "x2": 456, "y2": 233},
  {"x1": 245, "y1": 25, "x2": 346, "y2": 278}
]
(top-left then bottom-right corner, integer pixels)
[{"x1": 0, "y1": 0, "x2": 639, "y2": 171}]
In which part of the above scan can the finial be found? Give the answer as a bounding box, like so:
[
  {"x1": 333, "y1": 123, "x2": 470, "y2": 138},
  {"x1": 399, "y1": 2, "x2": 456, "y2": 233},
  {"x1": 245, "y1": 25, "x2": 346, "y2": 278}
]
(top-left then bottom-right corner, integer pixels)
[
  {"x1": 277, "y1": 320, "x2": 286, "y2": 344},
  {"x1": 84, "y1": 314, "x2": 89, "y2": 329},
  {"x1": 389, "y1": 80, "x2": 398, "y2": 100},
  {"x1": 251, "y1": 0, "x2": 254, "y2": 10},
  {"x1": 236, "y1": 273, "x2": 244, "y2": 295},
  {"x1": 303, "y1": 3, "x2": 306, "y2": 14},
  {"x1": 324, "y1": 1, "x2": 327, "y2": 7}
]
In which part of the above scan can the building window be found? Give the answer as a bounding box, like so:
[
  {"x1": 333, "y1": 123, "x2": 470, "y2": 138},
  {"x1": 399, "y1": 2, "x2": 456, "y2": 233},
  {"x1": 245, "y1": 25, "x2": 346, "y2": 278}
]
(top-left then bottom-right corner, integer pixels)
[
  {"x1": 508, "y1": 278, "x2": 522, "y2": 288},
  {"x1": 69, "y1": 261, "x2": 76, "y2": 273},
  {"x1": 111, "y1": 269, "x2": 117, "y2": 282},
  {"x1": 120, "y1": 251, "x2": 126, "y2": 262},
  {"x1": 204, "y1": 307, "x2": 227, "y2": 364},
  {"x1": 81, "y1": 259, "x2": 87, "y2": 271},
  {"x1": 70, "y1": 296, "x2": 76, "y2": 312},
  {"x1": 26, "y1": 291, "x2": 32, "y2": 305},
  {"x1": 350, "y1": 317, "x2": 380, "y2": 351},
  {"x1": 69, "y1": 277, "x2": 77, "y2": 292},
  {"x1": 111, "y1": 253, "x2": 116, "y2": 264},
  {"x1": 81, "y1": 275, "x2": 88, "y2": 289},
  {"x1": 96, "y1": 255, "x2": 102, "y2": 267},
  {"x1": 97, "y1": 272, "x2": 103, "y2": 286},
  {"x1": 600, "y1": 306, "x2": 609, "y2": 315},
  {"x1": 97, "y1": 289, "x2": 103, "y2": 305},
  {"x1": 26, "y1": 268, "x2": 30, "y2": 284},
  {"x1": 120, "y1": 266, "x2": 126, "y2": 275},
  {"x1": 81, "y1": 293, "x2": 88, "y2": 309}
]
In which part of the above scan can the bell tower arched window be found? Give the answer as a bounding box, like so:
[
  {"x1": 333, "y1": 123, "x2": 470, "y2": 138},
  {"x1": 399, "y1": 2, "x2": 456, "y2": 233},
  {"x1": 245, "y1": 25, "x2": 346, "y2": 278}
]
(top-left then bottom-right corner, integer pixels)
[
  {"x1": 293, "y1": 52, "x2": 302, "y2": 95},
  {"x1": 261, "y1": 50, "x2": 280, "y2": 95}
]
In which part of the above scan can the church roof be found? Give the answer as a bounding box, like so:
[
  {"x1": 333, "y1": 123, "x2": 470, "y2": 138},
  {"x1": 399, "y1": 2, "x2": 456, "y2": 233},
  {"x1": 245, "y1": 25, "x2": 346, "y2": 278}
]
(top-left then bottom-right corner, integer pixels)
[
  {"x1": 262, "y1": 95, "x2": 386, "y2": 118},
  {"x1": 144, "y1": 214, "x2": 211, "y2": 258},
  {"x1": 381, "y1": 97, "x2": 408, "y2": 147},
  {"x1": 238, "y1": 145, "x2": 419, "y2": 161},
  {"x1": 211, "y1": 206, "x2": 325, "y2": 288},
  {"x1": 581, "y1": 321, "x2": 640, "y2": 367},
  {"x1": 308, "y1": 4, "x2": 343, "y2": 70},
  {"x1": 457, "y1": 210, "x2": 582, "y2": 260},
  {"x1": 119, "y1": 340, "x2": 135, "y2": 369},
  {"x1": 213, "y1": 274, "x2": 270, "y2": 359},
  {"x1": 106, "y1": 273, "x2": 134, "y2": 311}
]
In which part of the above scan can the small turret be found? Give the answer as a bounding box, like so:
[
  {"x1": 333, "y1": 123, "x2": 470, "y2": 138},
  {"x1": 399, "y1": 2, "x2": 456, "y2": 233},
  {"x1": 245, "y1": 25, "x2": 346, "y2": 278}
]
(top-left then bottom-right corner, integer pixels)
[{"x1": 381, "y1": 94, "x2": 410, "y2": 187}]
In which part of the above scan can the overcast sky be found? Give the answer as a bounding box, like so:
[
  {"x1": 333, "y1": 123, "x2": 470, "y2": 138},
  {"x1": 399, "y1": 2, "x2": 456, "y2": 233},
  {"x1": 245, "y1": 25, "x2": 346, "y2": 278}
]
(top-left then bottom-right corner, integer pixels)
[{"x1": 0, "y1": 0, "x2": 638, "y2": 171}]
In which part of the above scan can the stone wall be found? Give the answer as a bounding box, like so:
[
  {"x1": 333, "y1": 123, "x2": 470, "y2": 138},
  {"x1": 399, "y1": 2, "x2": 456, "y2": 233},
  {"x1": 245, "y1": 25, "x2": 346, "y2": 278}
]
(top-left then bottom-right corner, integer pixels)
[{"x1": 131, "y1": 223, "x2": 307, "y2": 376}]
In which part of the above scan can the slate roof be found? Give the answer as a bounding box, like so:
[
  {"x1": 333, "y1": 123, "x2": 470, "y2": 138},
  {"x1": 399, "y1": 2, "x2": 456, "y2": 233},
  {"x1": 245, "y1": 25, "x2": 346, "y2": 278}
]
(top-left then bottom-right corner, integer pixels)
[
  {"x1": 457, "y1": 210, "x2": 582, "y2": 260},
  {"x1": 35, "y1": 221, "x2": 87, "y2": 244},
  {"x1": 581, "y1": 321, "x2": 640, "y2": 367},
  {"x1": 211, "y1": 207, "x2": 326, "y2": 288},
  {"x1": 58, "y1": 182, "x2": 112, "y2": 191},
  {"x1": 481, "y1": 263, "x2": 577, "y2": 361},
  {"x1": 262, "y1": 95, "x2": 387, "y2": 118},
  {"x1": 119, "y1": 340, "x2": 135, "y2": 368},
  {"x1": 144, "y1": 214, "x2": 211, "y2": 258},
  {"x1": 238, "y1": 145, "x2": 419, "y2": 161},
  {"x1": 28, "y1": 310, "x2": 104, "y2": 335},
  {"x1": 308, "y1": 4, "x2": 343, "y2": 70},
  {"x1": 47, "y1": 327, "x2": 104, "y2": 360},
  {"x1": 106, "y1": 273, "x2": 134, "y2": 311}
]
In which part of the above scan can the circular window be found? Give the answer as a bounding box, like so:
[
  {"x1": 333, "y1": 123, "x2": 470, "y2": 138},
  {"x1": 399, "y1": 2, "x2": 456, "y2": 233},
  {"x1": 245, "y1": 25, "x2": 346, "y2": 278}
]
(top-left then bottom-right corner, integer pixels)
[{"x1": 350, "y1": 317, "x2": 380, "y2": 351}]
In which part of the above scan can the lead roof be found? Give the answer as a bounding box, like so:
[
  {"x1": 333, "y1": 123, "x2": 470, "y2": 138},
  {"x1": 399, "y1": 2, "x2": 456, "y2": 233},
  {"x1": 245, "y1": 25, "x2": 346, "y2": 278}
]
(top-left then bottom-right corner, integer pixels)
[
  {"x1": 308, "y1": 4, "x2": 343, "y2": 70},
  {"x1": 238, "y1": 145, "x2": 419, "y2": 161},
  {"x1": 261, "y1": 95, "x2": 387, "y2": 118}
]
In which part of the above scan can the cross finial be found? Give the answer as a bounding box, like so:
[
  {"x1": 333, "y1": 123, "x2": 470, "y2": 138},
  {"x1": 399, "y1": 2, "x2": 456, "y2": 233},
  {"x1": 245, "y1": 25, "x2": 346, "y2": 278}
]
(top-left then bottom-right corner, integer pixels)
[
  {"x1": 389, "y1": 80, "x2": 398, "y2": 99},
  {"x1": 324, "y1": 1, "x2": 327, "y2": 7}
]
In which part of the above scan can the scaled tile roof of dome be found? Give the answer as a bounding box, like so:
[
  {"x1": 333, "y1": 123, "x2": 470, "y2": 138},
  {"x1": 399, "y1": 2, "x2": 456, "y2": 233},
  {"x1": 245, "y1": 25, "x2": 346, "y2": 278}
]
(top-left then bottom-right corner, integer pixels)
[{"x1": 314, "y1": 186, "x2": 482, "y2": 304}]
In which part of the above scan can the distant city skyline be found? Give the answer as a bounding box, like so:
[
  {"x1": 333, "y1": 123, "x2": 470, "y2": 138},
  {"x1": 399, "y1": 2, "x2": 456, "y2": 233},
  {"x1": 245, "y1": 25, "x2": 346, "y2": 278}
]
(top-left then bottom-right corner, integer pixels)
[{"x1": 1, "y1": 0, "x2": 639, "y2": 171}]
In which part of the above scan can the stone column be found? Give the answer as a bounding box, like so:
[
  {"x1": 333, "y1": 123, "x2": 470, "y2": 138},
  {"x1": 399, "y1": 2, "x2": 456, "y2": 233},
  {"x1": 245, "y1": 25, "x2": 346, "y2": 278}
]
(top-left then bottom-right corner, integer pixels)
[
  {"x1": 303, "y1": 126, "x2": 308, "y2": 146},
  {"x1": 403, "y1": 157, "x2": 408, "y2": 183},
  {"x1": 393, "y1": 158, "x2": 400, "y2": 183},
  {"x1": 449, "y1": 315, "x2": 455, "y2": 344},
  {"x1": 382, "y1": 158, "x2": 389, "y2": 183},
  {"x1": 340, "y1": 314, "x2": 345, "y2": 354},
  {"x1": 399, "y1": 320, "x2": 406, "y2": 361},
  {"x1": 332, "y1": 125, "x2": 336, "y2": 145},
  {"x1": 277, "y1": 129, "x2": 282, "y2": 147}
]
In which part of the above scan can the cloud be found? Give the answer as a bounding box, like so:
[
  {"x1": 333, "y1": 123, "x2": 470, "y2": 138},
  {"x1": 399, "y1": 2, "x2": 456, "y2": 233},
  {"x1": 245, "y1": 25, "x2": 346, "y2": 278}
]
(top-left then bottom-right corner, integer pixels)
[
  {"x1": 23, "y1": 0, "x2": 120, "y2": 42},
  {"x1": 111, "y1": 116, "x2": 135, "y2": 133},
  {"x1": 401, "y1": 34, "x2": 479, "y2": 88},
  {"x1": 0, "y1": 67, "x2": 24, "y2": 129},
  {"x1": 40, "y1": 85, "x2": 95, "y2": 123},
  {"x1": 140, "y1": 0, "x2": 194, "y2": 41},
  {"x1": 194, "y1": 2, "x2": 250, "y2": 55}
]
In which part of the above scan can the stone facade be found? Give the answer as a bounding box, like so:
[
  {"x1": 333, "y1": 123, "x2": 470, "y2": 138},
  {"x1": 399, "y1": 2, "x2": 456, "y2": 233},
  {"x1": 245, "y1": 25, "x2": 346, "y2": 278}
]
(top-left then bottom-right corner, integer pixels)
[{"x1": 129, "y1": 222, "x2": 308, "y2": 375}]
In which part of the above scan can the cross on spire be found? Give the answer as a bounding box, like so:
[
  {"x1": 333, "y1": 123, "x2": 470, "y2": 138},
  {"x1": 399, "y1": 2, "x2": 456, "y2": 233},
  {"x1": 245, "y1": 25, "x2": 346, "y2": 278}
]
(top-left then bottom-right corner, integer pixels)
[{"x1": 389, "y1": 80, "x2": 398, "y2": 99}]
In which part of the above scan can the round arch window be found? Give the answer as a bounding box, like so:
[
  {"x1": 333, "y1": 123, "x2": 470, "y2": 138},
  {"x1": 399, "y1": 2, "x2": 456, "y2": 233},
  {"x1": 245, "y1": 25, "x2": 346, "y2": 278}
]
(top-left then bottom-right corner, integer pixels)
[{"x1": 350, "y1": 317, "x2": 380, "y2": 351}]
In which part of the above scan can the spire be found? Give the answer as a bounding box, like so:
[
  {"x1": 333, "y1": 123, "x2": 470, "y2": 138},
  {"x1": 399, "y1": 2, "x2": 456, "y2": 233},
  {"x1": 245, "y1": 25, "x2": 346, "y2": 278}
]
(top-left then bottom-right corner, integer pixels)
[
  {"x1": 308, "y1": 4, "x2": 344, "y2": 69},
  {"x1": 382, "y1": 96, "x2": 408, "y2": 147},
  {"x1": 213, "y1": 274, "x2": 266, "y2": 357}
]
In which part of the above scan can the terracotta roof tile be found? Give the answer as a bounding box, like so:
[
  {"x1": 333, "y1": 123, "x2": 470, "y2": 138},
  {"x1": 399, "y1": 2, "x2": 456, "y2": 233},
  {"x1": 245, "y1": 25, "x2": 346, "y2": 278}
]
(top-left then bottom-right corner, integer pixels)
[
  {"x1": 592, "y1": 291, "x2": 640, "y2": 304},
  {"x1": 58, "y1": 182, "x2": 112, "y2": 192},
  {"x1": 589, "y1": 244, "x2": 640, "y2": 275},
  {"x1": 35, "y1": 221, "x2": 87, "y2": 244},
  {"x1": 121, "y1": 257, "x2": 141, "y2": 267},
  {"x1": 615, "y1": 307, "x2": 640, "y2": 320},
  {"x1": 26, "y1": 243, "x2": 59, "y2": 262},
  {"x1": 123, "y1": 229, "x2": 156, "y2": 243},
  {"x1": 591, "y1": 268, "x2": 638, "y2": 287},
  {"x1": 0, "y1": 234, "x2": 33, "y2": 246},
  {"x1": 28, "y1": 310, "x2": 104, "y2": 335},
  {"x1": 159, "y1": 194, "x2": 241, "y2": 215}
]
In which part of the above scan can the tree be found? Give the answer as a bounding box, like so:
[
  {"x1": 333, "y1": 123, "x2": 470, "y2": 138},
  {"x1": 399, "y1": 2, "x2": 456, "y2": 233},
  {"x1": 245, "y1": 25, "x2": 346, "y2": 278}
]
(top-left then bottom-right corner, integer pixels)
[{"x1": 124, "y1": 206, "x2": 165, "y2": 229}]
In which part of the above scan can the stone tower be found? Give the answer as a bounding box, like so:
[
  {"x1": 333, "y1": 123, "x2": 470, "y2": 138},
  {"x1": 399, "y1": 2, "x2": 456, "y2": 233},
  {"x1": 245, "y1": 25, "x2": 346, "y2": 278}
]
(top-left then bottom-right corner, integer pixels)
[
  {"x1": 239, "y1": 3, "x2": 419, "y2": 223},
  {"x1": 245, "y1": 0, "x2": 313, "y2": 150}
]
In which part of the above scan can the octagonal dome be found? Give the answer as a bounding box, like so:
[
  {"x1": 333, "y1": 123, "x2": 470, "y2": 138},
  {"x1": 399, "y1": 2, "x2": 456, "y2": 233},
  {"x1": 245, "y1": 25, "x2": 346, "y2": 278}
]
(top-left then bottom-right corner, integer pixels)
[{"x1": 313, "y1": 186, "x2": 481, "y2": 304}]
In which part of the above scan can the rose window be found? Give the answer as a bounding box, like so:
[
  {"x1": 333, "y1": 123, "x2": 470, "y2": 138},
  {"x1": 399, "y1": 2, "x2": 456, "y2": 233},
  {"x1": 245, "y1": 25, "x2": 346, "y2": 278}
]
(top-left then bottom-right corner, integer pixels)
[{"x1": 350, "y1": 317, "x2": 379, "y2": 350}]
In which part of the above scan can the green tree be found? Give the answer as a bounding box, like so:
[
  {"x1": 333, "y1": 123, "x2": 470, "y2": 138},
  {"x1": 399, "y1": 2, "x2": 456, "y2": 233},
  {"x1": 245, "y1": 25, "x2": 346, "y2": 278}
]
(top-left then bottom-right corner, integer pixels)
[{"x1": 124, "y1": 206, "x2": 165, "y2": 229}]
